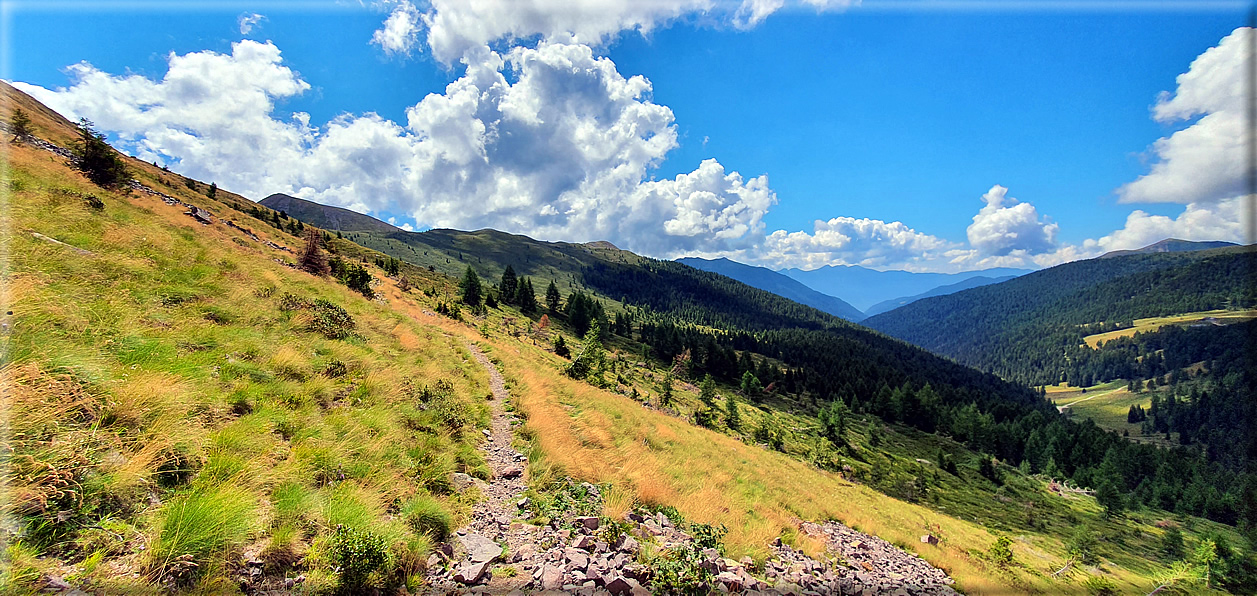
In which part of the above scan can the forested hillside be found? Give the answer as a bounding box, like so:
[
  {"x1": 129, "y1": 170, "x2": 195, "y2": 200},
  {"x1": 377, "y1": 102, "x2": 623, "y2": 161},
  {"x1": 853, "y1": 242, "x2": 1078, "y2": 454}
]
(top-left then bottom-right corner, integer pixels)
[{"x1": 863, "y1": 247, "x2": 1255, "y2": 385}]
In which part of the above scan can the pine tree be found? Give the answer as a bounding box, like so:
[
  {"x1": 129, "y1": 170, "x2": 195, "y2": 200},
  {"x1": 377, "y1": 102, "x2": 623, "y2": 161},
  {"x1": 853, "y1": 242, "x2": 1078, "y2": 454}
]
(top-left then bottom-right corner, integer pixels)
[
  {"x1": 460, "y1": 266, "x2": 482, "y2": 306},
  {"x1": 660, "y1": 369, "x2": 674, "y2": 408},
  {"x1": 725, "y1": 392, "x2": 741, "y2": 431},
  {"x1": 818, "y1": 399, "x2": 848, "y2": 445},
  {"x1": 207, "y1": 182, "x2": 217, "y2": 199},
  {"x1": 10, "y1": 108, "x2": 32, "y2": 142},
  {"x1": 500, "y1": 266, "x2": 518, "y2": 305},
  {"x1": 72, "y1": 118, "x2": 129, "y2": 188},
  {"x1": 699, "y1": 374, "x2": 718, "y2": 409},
  {"x1": 546, "y1": 280, "x2": 561, "y2": 313}
]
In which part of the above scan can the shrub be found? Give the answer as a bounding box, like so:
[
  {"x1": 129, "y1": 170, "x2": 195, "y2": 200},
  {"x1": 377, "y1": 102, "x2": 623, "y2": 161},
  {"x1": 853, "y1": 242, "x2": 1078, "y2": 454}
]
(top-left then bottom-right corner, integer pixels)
[
  {"x1": 308, "y1": 299, "x2": 356, "y2": 340},
  {"x1": 323, "y1": 359, "x2": 348, "y2": 378},
  {"x1": 401, "y1": 494, "x2": 452, "y2": 542},
  {"x1": 1067, "y1": 526, "x2": 1099, "y2": 565},
  {"x1": 688, "y1": 522, "x2": 727, "y2": 553},
  {"x1": 988, "y1": 535, "x2": 1014, "y2": 567},
  {"x1": 278, "y1": 292, "x2": 307, "y2": 311},
  {"x1": 651, "y1": 543, "x2": 712, "y2": 596},
  {"x1": 330, "y1": 525, "x2": 392, "y2": 591}
]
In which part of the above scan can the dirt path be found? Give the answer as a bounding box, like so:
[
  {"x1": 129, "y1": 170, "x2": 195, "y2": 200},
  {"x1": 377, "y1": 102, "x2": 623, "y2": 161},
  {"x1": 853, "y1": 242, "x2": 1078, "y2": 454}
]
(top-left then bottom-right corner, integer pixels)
[{"x1": 424, "y1": 342, "x2": 535, "y2": 594}]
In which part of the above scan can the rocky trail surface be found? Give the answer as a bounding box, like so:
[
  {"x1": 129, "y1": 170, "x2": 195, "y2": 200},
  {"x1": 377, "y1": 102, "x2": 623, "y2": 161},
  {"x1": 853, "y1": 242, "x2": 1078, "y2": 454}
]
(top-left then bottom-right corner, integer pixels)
[{"x1": 422, "y1": 342, "x2": 960, "y2": 595}]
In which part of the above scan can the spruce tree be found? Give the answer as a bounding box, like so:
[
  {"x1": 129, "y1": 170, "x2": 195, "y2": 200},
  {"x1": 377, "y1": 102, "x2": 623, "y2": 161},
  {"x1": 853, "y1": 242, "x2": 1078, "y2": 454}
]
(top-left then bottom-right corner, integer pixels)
[
  {"x1": 699, "y1": 374, "x2": 718, "y2": 409},
  {"x1": 460, "y1": 266, "x2": 482, "y2": 306},
  {"x1": 10, "y1": 108, "x2": 32, "y2": 142},
  {"x1": 725, "y1": 393, "x2": 741, "y2": 431},
  {"x1": 545, "y1": 280, "x2": 561, "y2": 313},
  {"x1": 72, "y1": 118, "x2": 129, "y2": 188},
  {"x1": 500, "y1": 265, "x2": 518, "y2": 305},
  {"x1": 660, "y1": 370, "x2": 674, "y2": 407}
]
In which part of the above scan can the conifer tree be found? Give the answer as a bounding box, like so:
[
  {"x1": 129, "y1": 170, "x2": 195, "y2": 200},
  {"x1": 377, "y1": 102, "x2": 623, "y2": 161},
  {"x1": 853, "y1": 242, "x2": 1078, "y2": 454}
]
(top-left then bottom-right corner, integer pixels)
[
  {"x1": 546, "y1": 280, "x2": 561, "y2": 313},
  {"x1": 10, "y1": 108, "x2": 32, "y2": 142},
  {"x1": 72, "y1": 118, "x2": 129, "y2": 188},
  {"x1": 725, "y1": 392, "x2": 741, "y2": 431},
  {"x1": 460, "y1": 266, "x2": 482, "y2": 306},
  {"x1": 500, "y1": 265, "x2": 518, "y2": 305}
]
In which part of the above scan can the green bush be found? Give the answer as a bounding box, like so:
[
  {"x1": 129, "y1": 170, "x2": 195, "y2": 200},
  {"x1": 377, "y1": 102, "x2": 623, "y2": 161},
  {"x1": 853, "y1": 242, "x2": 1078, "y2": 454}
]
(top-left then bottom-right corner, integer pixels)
[
  {"x1": 330, "y1": 525, "x2": 392, "y2": 591},
  {"x1": 1067, "y1": 526, "x2": 1099, "y2": 565},
  {"x1": 651, "y1": 543, "x2": 712, "y2": 596},
  {"x1": 988, "y1": 535, "x2": 1014, "y2": 567},
  {"x1": 278, "y1": 292, "x2": 307, "y2": 311},
  {"x1": 308, "y1": 299, "x2": 356, "y2": 340},
  {"x1": 688, "y1": 522, "x2": 727, "y2": 553},
  {"x1": 401, "y1": 494, "x2": 452, "y2": 542}
]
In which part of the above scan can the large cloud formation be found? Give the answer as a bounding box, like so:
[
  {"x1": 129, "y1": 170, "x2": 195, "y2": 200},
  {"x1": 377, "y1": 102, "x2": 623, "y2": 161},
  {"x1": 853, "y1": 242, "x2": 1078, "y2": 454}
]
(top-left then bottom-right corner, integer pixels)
[
  {"x1": 1117, "y1": 27, "x2": 1250, "y2": 205},
  {"x1": 374, "y1": 0, "x2": 858, "y2": 64},
  {"x1": 16, "y1": 40, "x2": 771, "y2": 257}
]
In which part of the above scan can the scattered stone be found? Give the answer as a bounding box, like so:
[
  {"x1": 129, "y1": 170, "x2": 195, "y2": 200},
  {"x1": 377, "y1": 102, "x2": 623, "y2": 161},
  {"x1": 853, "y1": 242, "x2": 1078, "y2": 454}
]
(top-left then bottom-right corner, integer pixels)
[
  {"x1": 921, "y1": 534, "x2": 939, "y2": 545},
  {"x1": 460, "y1": 533, "x2": 501, "y2": 564},
  {"x1": 451, "y1": 472, "x2": 476, "y2": 491},
  {"x1": 454, "y1": 560, "x2": 491, "y2": 584}
]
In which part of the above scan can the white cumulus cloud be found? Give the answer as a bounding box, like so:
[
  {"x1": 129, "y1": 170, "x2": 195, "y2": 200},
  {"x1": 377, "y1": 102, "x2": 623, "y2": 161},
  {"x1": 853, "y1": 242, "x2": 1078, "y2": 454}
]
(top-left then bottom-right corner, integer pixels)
[
  {"x1": 391, "y1": 0, "x2": 857, "y2": 63},
  {"x1": 1117, "y1": 27, "x2": 1251, "y2": 205},
  {"x1": 758, "y1": 216, "x2": 953, "y2": 271},
  {"x1": 238, "y1": 13, "x2": 265, "y2": 35},
  {"x1": 371, "y1": 1, "x2": 423, "y2": 57},
  {"x1": 966, "y1": 184, "x2": 1058, "y2": 257},
  {"x1": 1093, "y1": 198, "x2": 1246, "y2": 253}
]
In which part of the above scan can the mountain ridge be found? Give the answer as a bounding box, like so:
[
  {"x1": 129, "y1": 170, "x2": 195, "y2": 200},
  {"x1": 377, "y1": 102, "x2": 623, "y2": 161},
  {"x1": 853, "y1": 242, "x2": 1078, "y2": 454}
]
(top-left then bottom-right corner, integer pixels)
[{"x1": 259, "y1": 192, "x2": 400, "y2": 233}]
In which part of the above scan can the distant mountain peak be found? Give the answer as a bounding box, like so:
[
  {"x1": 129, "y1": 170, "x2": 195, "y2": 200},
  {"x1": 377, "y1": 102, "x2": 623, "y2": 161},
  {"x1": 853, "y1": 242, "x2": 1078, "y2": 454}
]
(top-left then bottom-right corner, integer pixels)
[
  {"x1": 258, "y1": 193, "x2": 399, "y2": 233},
  {"x1": 1100, "y1": 238, "x2": 1238, "y2": 258},
  {"x1": 584, "y1": 240, "x2": 619, "y2": 250}
]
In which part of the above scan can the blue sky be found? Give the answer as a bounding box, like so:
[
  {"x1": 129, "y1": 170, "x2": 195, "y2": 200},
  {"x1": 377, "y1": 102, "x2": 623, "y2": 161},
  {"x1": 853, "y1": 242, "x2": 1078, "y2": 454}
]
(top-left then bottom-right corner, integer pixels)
[{"x1": 5, "y1": 1, "x2": 1250, "y2": 272}]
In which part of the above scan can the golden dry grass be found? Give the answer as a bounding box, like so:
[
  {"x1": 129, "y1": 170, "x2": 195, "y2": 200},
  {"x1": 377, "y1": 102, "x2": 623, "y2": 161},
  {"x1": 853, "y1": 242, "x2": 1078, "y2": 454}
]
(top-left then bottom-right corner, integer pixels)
[{"x1": 1082, "y1": 309, "x2": 1257, "y2": 348}]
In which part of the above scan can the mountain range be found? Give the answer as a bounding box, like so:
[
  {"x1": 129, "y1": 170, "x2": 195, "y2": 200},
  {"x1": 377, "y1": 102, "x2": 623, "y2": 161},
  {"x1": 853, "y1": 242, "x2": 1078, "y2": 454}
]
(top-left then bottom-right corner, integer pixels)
[
  {"x1": 780, "y1": 263, "x2": 1033, "y2": 312},
  {"x1": 676, "y1": 257, "x2": 865, "y2": 321}
]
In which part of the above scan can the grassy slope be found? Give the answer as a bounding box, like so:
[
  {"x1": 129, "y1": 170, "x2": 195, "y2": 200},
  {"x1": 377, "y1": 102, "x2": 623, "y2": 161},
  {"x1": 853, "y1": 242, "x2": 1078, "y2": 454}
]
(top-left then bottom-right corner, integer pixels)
[{"x1": 1, "y1": 106, "x2": 492, "y2": 592}]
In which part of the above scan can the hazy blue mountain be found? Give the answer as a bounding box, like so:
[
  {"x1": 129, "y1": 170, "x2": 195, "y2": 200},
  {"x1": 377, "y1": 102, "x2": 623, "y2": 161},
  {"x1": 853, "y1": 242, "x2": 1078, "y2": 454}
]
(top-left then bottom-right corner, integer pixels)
[
  {"x1": 781, "y1": 265, "x2": 1033, "y2": 312},
  {"x1": 863, "y1": 274, "x2": 1019, "y2": 317},
  {"x1": 677, "y1": 257, "x2": 866, "y2": 321}
]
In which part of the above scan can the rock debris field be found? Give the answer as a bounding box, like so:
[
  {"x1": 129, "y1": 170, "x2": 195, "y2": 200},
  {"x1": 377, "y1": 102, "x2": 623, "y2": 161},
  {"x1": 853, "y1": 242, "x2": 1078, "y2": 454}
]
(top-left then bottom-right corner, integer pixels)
[{"x1": 422, "y1": 343, "x2": 959, "y2": 595}]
